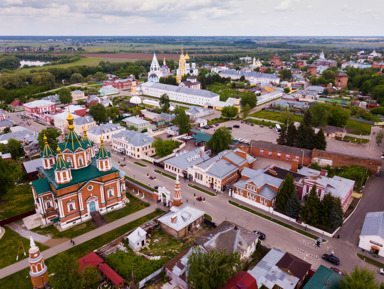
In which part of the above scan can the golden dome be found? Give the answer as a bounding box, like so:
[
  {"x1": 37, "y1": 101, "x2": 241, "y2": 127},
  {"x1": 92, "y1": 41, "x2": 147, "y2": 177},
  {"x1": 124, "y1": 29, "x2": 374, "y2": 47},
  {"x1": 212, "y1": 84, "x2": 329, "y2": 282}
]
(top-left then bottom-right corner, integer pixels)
[
  {"x1": 67, "y1": 111, "x2": 74, "y2": 131},
  {"x1": 43, "y1": 134, "x2": 48, "y2": 144}
]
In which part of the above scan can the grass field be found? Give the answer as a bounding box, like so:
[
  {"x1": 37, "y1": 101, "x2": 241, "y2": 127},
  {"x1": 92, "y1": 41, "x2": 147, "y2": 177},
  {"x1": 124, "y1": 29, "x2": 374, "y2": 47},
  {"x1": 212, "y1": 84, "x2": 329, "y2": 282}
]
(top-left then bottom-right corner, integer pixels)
[
  {"x1": 0, "y1": 210, "x2": 163, "y2": 289},
  {"x1": 250, "y1": 110, "x2": 303, "y2": 123},
  {"x1": 345, "y1": 119, "x2": 372, "y2": 135},
  {"x1": 16, "y1": 57, "x2": 103, "y2": 74},
  {"x1": 0, "y1": 227, "x2": 49, "y2": 270},
  {"x1": 0, "y1": 185, "x2": 34, "y2": 220}
]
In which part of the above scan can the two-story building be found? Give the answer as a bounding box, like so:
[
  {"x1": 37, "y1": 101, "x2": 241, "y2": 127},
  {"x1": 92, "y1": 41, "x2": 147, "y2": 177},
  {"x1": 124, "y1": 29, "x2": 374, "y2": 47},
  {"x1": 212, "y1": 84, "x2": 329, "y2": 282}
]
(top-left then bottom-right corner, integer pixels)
[
  {"x1": 112, "y1": 130, "x2": 155, "y2": 159},
  {"x1": 122, "y1": 116, "x2": 156, "y2": 132},
  {"x1": 73, "y1": 116, "x2": 97, "y2": 135},
  {"x1": 87, "y1": 123, "x2": 126, "y2": 144},
  {"x1": 24, "y1": 100, "x2": 56, "y2": 123}
]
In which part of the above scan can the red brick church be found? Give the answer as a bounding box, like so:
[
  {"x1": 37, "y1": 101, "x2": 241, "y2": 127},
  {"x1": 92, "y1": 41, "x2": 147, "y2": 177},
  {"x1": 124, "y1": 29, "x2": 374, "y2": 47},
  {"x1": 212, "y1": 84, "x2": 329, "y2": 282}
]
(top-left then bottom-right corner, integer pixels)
[{"x1": 31, "y1": 112, "x2": 127, "y2": 230}]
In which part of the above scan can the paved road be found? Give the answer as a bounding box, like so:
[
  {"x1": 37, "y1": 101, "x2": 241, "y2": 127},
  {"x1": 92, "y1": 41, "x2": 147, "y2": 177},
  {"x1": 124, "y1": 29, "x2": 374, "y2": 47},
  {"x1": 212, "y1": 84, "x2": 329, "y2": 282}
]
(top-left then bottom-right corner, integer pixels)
[
  {"x1": 0, "y1": 206, "x2": 156, "y2": 279},
  {"x1": 6, "y1": 223, "x2": 51, "y2": 243},
  {"x1": 111, "y1": 152, "x2": 384, "y2": 280},
  {"x1": 5, "y1": 112, "x2": 47, "y2": 133}
]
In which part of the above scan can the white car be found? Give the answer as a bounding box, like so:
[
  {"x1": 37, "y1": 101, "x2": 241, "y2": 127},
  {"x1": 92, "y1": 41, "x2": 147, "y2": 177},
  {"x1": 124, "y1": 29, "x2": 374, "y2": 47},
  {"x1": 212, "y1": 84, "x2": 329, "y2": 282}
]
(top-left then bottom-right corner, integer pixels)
[{"x1": 380, "y1": 268, "x2": 384, "y2": 275}]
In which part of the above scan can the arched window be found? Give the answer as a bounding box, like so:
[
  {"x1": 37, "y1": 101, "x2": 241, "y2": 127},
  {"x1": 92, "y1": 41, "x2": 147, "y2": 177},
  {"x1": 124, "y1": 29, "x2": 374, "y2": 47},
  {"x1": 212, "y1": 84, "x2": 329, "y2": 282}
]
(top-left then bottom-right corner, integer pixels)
[
  {"x1": 67, "y1": 200, "x2": 76, "y2": 212},
  {"x1": 78, "y1": 156, "x2": 83, "y2": 166},
  {"x1": 66, "y1": 157, "x2": 72, "y2": 167},
  {"x1": 108, "y1": 188, "x2": 114, "y2": 197}
]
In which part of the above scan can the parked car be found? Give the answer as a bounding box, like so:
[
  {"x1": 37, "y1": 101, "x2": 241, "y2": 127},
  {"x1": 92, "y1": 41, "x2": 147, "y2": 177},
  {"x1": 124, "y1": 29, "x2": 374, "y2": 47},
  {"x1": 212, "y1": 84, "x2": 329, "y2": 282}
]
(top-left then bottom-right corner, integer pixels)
[
  {"x1": 233, "y1": 125, "x2": 240, "y2": 128},
  {"x1": 227, "y1": 127, "x2": 232, "y2": 130},
  {"x1": 154, "y1": 186, "x2": 159, "y2": 190},
  {"x1": 260, "y1": 124, "x2": 263, "y2": 128},
  {"x1": 210, "y1": 125, "x2": 215, "y2": 128},
  {"x1": 253, "y1": 230, "x2": 266, "y2": 240},
  {"x1": 380, "y1": 268, "x2": 384, "y2": 275},
  {"x1": 269, "y1": 125, "x2": 273, "y2": 129},
  {"x1": 203, "y1": 125, "x2": 210, "y2": 129},
  {"x1": 167, "y1": 134, "x2": 173, "y2": 138},
  {"x1": 241, "y1": 120, "x2": 244, "y2": 123},
  {"x1": 251, "y1": 123, "x2": 254, "y2": 126},
  {"x1": 196, "y1": 196, "x2": 203, "y2": 201},
  {"x1": 330, "y1": 267, "x2": 345, "y2": 276},
  {"x1": 322, "y1": 254, "x2": 340, "y2": 265}
]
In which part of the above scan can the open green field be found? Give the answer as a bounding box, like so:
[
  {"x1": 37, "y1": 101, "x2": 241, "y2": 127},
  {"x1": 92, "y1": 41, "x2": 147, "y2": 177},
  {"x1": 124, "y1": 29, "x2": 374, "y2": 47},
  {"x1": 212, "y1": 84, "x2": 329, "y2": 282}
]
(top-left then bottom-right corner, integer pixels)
[
  {"x1": 0, "y1": 210, "x2": 163, "y2": 289},
  {"x1": 250, "y1": 110, "x2": 303, "y2": 123},
  {"x1": 0, "y1": 185, "x2": 34, "y2": 220},
  {"x1": 345, "y1": 119, "x2": 372, "y2": 135},
  {"x1": 16, "y1": 57, "x2": 103, "y2": 74},
  {"x1": 0, "y1": 227, "x2": 49, "y2": 270}
]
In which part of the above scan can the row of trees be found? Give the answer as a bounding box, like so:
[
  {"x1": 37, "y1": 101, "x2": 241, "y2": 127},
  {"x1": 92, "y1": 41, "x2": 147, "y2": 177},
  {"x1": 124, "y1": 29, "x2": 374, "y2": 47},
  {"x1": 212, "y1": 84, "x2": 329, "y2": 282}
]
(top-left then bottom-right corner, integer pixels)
[
  {"x1": 277, "y1": 111, "x2": 327, "y2": 150},
  {"x1": 0, "y1": 159, "x2": 27, "y2": 198},
  {"x1": 309, "y1": 102, "x2": 351, "y2": 127},
  {"x1": 276, "y1": 174, "x2": 344, "y2": 230},
  {"x1": 152, "y1": 138, "x2": 178, "y2": 158},
  {"x1": 89, "y1": 104, "x2": 120, "y2": 124}
]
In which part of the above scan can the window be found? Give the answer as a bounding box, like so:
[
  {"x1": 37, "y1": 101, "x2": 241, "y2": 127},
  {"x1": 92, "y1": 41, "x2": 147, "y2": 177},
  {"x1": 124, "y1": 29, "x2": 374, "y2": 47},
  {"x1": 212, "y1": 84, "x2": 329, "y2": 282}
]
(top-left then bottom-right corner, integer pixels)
[
  {"x1": 66, "y1": 157, "x2": 72, "y2": 167},
  {"x1": 286, "y1": 155, "x2": 290, "y2": 160},
  {"x1": 108, "y1": 188, "x2": 114, "y2": 197},
  {"x1": 260, "y1": 150, "x2": 264, "y2": 155},
  {"x1": 268, "y1": 151, "x2": 272, "y2": 156},
  {"x1": 88, "y1": 185, "x2": 93, "y2": 191},
  {"x1": 67, "y1": 201, "x2": 76, "y2": 211},
  {"x1": 79, "y1": 157, "x2": 83, "y2": 166},
  {"x1": 45, "y1": 200, "x2": 52, "y2": 209},
  {"x1": 277, "y1": 153, "x2": 281, "y2": 158}
]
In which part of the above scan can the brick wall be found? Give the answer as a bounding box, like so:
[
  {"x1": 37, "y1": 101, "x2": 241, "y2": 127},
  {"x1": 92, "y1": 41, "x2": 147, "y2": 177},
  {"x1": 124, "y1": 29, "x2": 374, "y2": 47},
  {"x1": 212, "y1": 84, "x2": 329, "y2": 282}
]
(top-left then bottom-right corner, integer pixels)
[
  {"x1": 312, "y1": 149, "x2": 381, "y2": 173},
  {"x1": 250, "y1": 147, "x2": 312, "y2": 166}
]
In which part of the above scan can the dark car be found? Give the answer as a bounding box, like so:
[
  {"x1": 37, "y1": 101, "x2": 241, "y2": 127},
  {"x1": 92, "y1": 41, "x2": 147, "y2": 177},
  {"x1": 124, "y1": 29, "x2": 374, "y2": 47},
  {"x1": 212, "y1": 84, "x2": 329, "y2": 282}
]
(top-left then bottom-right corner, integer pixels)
[
  {"x1": 227, "y1": 127, "x2": 232, "y2": 130},
  {"x1": 233, "y1": 125, "x2": 240, "y2": 128},
  {"x1": 260, "y1": 124, "x2": 263, "y2": 128},
  {"x1": 322, "y1": 254, "x2": 340, "y2": 265},
  {"x1": 196, "y1": 196, "x2": 203, "y2": 201},
  {"x1": 251, "y1": 123, "x2": 254, "y2": 126},
  {"x1": 330, "y1": 267, "x2": 345, "y2": 276},
  {"x1": 167, "y1": 134, "x2": 173, "y2": 138},
  {"x1": 269, "y1": 125, "x2": 273, "y2": 129},
  {"x1": 203, "y1": 125, "x2": 210, "y2": 129},
  {"x1": 154, "y1": 185, "x2": 159, "y2": 190},
  {"x1": 253, "y1": 230, "x2": 266, "y2": 240}
]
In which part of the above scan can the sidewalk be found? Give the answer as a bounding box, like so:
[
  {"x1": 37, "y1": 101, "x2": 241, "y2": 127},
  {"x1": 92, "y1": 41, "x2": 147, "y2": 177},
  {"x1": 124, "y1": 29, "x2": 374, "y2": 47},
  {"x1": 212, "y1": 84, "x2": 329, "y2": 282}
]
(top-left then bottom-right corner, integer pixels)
[
  {"x1": 6, "y1": 222, "x2": 51, "y2": 243},
  {"x1": 0, "y1": 205, "x2": 157, "y2": 279}
]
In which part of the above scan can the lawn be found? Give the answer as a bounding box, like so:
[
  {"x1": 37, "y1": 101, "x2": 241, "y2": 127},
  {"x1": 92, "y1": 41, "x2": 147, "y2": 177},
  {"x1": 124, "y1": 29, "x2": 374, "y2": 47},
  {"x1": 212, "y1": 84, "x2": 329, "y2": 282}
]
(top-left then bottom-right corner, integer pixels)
[
  {"x1": 0, "y1": 185, "x2": 34, "y2": 220},
  {"x1": 154, "y1": 169, "x2": 176, "y2": 180},
  {"x1": 188, "y1": 184, "x2": 216, "y2": 196},
  {"x1": 16, "y1": 57, "x2": 104, "y2": 74},
  {"x1": 250, "y1": 110, "x2": 303, "y2": 123},
  {"x1": 336, "y1": 136, "x2": 370, "y2": 144},
  {"x1": 207, "y1": 83, "x2": 254, "y2": 101},
  {"x1": 31, "y1": 194, "x2": 149, "y2": 239},
  {"x1": 345, "y1": 119, "x2": 372, "y2": 136},
  {"x1": 134, "y1": 161, "x2": 147, "y2": 167},
  {"x1": 125, "y1": 176, "x2": 155, "y2": 192},
  {"x1": 0, "y1": 227, "x2": 49, "y2": 270},
  {"x1": 0, "y1": 210, "x2": 164, "y2": 289}
]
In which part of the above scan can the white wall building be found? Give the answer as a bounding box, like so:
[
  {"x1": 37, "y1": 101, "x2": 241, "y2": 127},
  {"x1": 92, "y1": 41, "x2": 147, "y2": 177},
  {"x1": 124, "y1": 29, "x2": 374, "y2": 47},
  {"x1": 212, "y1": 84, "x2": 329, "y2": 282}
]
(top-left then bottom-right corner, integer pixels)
[
  {"x1": 71, "y1": 90, "x2": 86, "y2": 101},
  {"x1": 359, "y1": 211, "x2": 384, "y2": 257},
  {"x1": 73, "y1": 116, "x2": 97, "y2": 134},
  {"x1": 219, "y1": 70, "x2": 280, "y2": 85},
  {"x1": 112, "y1": 130, "x2": 155, "y2": 159},
  {"x1": 87, "y1": 123, "x2": 126, "y2": 144},
  {"x1": 127, "y1": 227, "x2": 147, "y2": 251},
  {"x1": 139, "y1": 82, "x2": 220, "y2": 106}
]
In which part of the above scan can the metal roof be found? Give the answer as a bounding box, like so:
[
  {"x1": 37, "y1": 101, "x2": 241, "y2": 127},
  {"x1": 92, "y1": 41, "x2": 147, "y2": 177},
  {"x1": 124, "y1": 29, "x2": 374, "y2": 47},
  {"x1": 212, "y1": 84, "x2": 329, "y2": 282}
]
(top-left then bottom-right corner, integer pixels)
[
  {"x1": 112, "y1": 130, "x2": 154, "y2": 147},
  {"x1": 141, "y1": 82, "x2": 220, "y2": 99},
  {"x1": 360, "y1": 211, "x2": 384, "y2": 239}
]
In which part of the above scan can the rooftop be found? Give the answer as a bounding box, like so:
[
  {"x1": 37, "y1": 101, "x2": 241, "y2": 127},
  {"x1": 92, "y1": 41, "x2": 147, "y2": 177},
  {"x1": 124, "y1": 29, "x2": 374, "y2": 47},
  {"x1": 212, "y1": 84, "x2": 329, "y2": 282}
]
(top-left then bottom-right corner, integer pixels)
[
  {"x1": 141, "y1": 82, "x2": 220, "y2": 99},
  {"x1": 303, "y1": 265, "x2": 343, "y2": 289},
  {"x1": 360, "y1": 211, "x2": 384, "y2": 239},
  {"x1": 112, "y1": 130, "x2": 154, "y2": 147},
  {"x1": 123, "y1": 116, "x2": 149, "y2": 125},
  {"x1": 164, "y1": 148, "x2": 210, "y2": 171},
  {"x1": 24, "y1": 99, "x2": 55, "y2": 108},
  {"x1": 87, "y1": 123, "x2": 125, "y2": 136}
]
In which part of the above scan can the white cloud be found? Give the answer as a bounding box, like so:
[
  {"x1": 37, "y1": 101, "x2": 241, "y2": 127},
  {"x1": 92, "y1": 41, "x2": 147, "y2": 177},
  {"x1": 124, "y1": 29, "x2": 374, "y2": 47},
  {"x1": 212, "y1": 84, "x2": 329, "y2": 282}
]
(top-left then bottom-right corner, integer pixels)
[{"x1": 275, "y1": 0, "x2": 292, "y2": 11}]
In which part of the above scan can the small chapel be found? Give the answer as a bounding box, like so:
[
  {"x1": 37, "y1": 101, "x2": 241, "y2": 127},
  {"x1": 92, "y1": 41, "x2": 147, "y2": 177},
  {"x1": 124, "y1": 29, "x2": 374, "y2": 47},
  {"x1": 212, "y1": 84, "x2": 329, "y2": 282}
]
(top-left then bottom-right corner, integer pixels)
[{"x1": 31, "y1": 112, "x2": 127, "y2": 230}]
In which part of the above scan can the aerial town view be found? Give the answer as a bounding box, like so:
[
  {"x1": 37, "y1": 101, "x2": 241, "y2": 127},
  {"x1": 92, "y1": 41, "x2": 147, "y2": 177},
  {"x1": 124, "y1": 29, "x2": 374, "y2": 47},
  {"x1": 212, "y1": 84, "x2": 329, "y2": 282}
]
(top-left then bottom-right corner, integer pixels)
[{"x1": 1, "y1": 1, "x2": 384, "y2": 289}]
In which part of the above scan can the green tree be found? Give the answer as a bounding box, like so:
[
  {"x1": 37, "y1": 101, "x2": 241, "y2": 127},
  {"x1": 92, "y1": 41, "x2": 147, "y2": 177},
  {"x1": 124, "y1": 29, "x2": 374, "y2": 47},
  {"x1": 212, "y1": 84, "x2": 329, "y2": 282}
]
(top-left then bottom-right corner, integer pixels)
[
  {"x1": 6, "y1": 138, "x2": 24, "y2": 159},
  {"x1": 106, "y1": 106, "x2": 120, "y2": 120},
  {"x1": 0, "y1": 56, "x2": 20, "y2": 70},
  {"x1": 49, "y1": 252, "x2": 83, "y2": 289},
  {"x1": 70, "y1": 73, "x2": 84, "y2": 84},
  {"x1": 221, "y1": 106, "x2": 238, "y2": 119},
  {"x1": 286, "y1": 123, "x2": 297, "y2": 147},
  {"x1": 187, "y1": 248, "x2": 245, "y2": 289},
  {"x1": 159, "y1": 93, "x2": 170, "y2": 112},
  {"x1": 89, "y1": 104, "x2": 108, "y2": 124},
  {"x1": 240, "y1": 93, "x2": 257, "y2": 108},
  {"x1": 153, "y1": 138, "x2": 176, "y2": 158},
  {"x1": 319, "y1": 193, "x2": 333, "y2": 226},
  {"x1": 206, "y1": 127, "x2": 232, "y2": 153},
  {"x1": 315, "y1": 128, "x2": 327, "y2": 150},
  {"x1": 82, "y1": 265, "x2": 99, "y2": 289},
  {"x1": 284, "y1": 87, "x2": 290, "y2": 93},
  {"x1": 372, "y1": 85, "x2": 384, "y2": 103},
  {"x1": 58, "y1": 88, "x2": 73, "y2": 104},
  {"x1": 310, "y1": 103, "x2": 330, "y2": 126},
  {"x1": 340, "y1": 266, "x2": 381, "y2": 289},
  {"x1": 303, "y1": 110, "x2": 312, "y2": 127},
  {"x1": 301, "y1": 185, "x2": 321, "y2": 226},
  {"x1": 0, "y1": 158, "x2": 15, "y2": 198},
  {"x1": 172, "y1": 107, "x2": 190, "y2": 134},
  {"x1": 277, "y1": 125, "x2": 287, "y2": 145},
  {"x1": 276, "y1": 173, "x2": 296, "y2": 213},
  {"x1": 329, "y1": 197, "x2": 344, "y2": 230},
  {"x1": 38, "y1": 128, "x2": 61, "y2": 151},
  {"x1": 286, "y1": 191, "x2": 301, "y2": 218},
  {"x1": 361, "y1": 80, "x2": 372, "y2": 95},
  {"x1": 93, "y1": 71, "x2": 108, "y2": 82},
  {"x1": 279, "y1": 69, "x2": 292, "y2": 81},
  {"x1": 376, "y1": 130, "x2": 384, "y2": 146},
  {"x1": 328, "y1": 106, "x2": 350, "y2": 127},
  {"x1": 242, "y1": 103, "x2": 251, "y2": 119}
]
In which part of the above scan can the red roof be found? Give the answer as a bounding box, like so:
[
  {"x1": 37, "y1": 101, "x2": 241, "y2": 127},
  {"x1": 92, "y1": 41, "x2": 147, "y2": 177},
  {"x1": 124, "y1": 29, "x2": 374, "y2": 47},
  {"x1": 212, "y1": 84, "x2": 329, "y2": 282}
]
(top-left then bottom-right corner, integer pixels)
[
  {"x1": 220, "y1": 271, "x2": 258, "y2": 289},
  {"x1": 98, "y1": 263, "x2": 125, "y2": 287},
  {"x1": 10, "y1": 99, "x2": 23, "y2": 107},
  {"x1": 77, "y1": 252, "x2": 103, "y2": 271}
]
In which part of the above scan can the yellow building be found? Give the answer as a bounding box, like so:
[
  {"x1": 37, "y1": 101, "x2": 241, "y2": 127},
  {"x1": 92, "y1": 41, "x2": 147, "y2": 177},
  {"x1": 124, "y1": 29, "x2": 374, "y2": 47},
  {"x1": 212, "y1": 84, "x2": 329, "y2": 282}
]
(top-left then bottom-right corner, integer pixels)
[{"x1": 176, "y1": 47, "x2": 187, "y2": 84}]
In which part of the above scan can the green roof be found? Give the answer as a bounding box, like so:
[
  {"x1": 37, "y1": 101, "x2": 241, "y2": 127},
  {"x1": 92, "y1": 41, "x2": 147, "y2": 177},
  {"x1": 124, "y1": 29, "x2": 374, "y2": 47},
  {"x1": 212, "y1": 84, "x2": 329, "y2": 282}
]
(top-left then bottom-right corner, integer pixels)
[
  {"x1": 35, "y1": 158, "x2": 119, "y2": 191},
  {"x1": 60, "y1": 131, "x2": 91, "y2": 153},
  {"x1": 194, "y1": 132, "x2": 212, "y2": 143},
  {"x1": 97, "y1": 145, "x2": 110, "y2": 159},
  {"x1": 33, "y1": 177, "x2": 53, "y2": 196},
  {"x1": 303, "y1": 265, "x2": 343, "y2": 289},
  {"x1": 41, "y1": 143, "x2": 55, "y2": 158},
  {"x1": 54, "y1": 154, "x2": 70, "y2": 170}
]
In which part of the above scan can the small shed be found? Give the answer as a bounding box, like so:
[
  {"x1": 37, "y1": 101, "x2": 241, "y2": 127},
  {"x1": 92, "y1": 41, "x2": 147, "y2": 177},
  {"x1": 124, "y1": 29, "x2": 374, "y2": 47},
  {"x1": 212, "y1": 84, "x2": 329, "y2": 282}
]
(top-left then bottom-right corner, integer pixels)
[
  {"x1": 195, "y1": 118, "x2": 208, "y2": 127},
  {"x1": 127, "y1": 227, "x2": 147, "y2": 250}
]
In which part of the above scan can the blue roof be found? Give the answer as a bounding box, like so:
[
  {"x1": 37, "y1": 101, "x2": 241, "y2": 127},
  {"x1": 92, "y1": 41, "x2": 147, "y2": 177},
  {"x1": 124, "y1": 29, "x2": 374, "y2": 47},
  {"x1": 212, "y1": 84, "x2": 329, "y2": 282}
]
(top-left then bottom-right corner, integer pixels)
[{"x1": 303, "y1": 265, "x2": 343, "y2": 289}]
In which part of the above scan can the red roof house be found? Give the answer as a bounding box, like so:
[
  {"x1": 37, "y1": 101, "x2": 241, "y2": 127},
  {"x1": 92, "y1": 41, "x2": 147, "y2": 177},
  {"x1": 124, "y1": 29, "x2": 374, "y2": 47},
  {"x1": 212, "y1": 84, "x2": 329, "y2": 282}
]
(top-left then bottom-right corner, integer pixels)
[
  {"x1": 77, "y1": 252, "x2": 103, "y2": 271},
  {"x1": 220, "y1": 271, "x2": 258, "y2": 289},
  {"x1": 98, "y1": 263, "x2": 125, "y2": 288}
]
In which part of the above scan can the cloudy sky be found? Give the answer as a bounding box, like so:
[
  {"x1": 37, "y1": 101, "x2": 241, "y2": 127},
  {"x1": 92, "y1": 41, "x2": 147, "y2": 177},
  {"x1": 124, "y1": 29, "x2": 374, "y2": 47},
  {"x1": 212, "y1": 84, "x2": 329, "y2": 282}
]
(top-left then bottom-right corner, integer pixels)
[{"x1": 0, "y1": 0, "x2": 383, "y2": 36}]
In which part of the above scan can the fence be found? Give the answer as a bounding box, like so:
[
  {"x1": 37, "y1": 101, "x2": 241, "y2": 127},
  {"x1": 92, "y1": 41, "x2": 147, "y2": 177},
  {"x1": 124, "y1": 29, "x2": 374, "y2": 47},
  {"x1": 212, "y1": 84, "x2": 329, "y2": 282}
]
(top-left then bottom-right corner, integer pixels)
[
  {"x1": 350, "y1": 117, "x2": 375, "y2": 125},
  {"x1": 0, "y1": 210, "x2": 36, "y2": 226},
  {"x1": 138, "y1": 268, "x2": 163, "y2": 288}
]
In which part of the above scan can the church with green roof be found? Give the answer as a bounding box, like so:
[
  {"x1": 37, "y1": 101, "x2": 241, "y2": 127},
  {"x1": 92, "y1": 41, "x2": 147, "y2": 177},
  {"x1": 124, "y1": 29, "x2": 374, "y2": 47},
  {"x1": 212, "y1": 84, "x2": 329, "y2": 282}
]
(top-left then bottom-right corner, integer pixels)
[{"x1": 31, "y1": 112, "x2": 127, "y2": 230}]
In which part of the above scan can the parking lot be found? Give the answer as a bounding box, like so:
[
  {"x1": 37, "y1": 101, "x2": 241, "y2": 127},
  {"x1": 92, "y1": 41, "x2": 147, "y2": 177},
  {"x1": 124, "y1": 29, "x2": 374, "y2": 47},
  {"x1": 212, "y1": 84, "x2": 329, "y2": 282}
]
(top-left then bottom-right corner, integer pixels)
[{"x1": 201, "y1": 120, "x2": 279, "y2": 144}]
